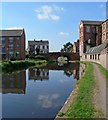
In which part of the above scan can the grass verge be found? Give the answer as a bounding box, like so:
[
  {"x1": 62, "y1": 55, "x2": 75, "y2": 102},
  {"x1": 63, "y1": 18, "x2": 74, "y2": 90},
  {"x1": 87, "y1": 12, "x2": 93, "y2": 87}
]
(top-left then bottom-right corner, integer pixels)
[
  {"x1": 65, "y1": 63, "x2": 95, "y2": 118},
  {"x1": 2, "y1": 60, "x2": 47, "y2": 73},
  {"x1": 97, "y1": 64, "x2": 108, "y2": 81}
]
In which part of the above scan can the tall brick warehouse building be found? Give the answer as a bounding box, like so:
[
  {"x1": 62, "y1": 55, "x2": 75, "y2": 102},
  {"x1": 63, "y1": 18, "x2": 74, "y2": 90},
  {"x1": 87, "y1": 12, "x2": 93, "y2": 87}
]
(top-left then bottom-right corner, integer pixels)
[
  {"x1": 79, "y1": 20, "x2": 103, "y2": 57},
  {"x1": 0, "y1": 29, "x2": 26, "y2": 60},
  {"x1": 79, "y1": 19, "x2": 108, "y2": 57}
]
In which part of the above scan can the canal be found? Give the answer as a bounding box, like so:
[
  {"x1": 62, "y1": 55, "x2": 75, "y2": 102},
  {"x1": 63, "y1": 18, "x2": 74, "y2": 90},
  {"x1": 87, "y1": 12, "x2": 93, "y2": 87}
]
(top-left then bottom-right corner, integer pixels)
[{"x1": 2, "y1": 62, "x2": 85, "y2": 119}]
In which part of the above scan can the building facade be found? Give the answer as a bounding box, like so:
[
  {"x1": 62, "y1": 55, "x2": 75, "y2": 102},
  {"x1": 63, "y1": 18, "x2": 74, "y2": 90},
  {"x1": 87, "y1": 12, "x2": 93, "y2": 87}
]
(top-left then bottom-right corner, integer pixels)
[
  {"x1": 101, "y1": 19, "x2": 108, "y2": 43},
  {"x1": 28, "y1": 40, "x2": 49, "y2": 55},
  {"x1": 79, "y1": 20, "x2": 103, "y2": 57},
  {"x1": 73, "y1": 39, "x2": 79, "y2": 53},
  {"x1": 79, "y1": 19, "x2": 108, "y2": 70},
  {"x1": 0, "y1": 29, "x2": 26, "y2": 60}
]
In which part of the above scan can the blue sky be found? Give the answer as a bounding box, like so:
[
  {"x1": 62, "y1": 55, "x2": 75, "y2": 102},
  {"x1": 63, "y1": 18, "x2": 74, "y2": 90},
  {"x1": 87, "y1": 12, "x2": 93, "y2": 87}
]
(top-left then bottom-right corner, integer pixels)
[{"x1": 1, "y1": 2, "x2": 106, "y2": 52}]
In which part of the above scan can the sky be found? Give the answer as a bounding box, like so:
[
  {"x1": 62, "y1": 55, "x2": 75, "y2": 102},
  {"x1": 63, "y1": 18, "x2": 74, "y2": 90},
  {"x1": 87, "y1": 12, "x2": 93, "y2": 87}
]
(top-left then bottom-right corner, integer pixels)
[{"x1": 1, "y1": 2, "x2": 106, "y2": 52}]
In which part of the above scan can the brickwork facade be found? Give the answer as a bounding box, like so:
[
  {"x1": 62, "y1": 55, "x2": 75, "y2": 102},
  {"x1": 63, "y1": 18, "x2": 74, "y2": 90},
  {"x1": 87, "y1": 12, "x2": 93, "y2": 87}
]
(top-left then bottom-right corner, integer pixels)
[{"x1": 0, "y1": 29, "x2": 26, "y2": 60}]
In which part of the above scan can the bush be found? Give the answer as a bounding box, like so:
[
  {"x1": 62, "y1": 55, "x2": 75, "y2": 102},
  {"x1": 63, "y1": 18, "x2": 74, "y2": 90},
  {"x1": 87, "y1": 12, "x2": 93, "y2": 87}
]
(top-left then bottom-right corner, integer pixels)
[{"x1": 35, "y1": 55, "x2": 46, "y2": 60}]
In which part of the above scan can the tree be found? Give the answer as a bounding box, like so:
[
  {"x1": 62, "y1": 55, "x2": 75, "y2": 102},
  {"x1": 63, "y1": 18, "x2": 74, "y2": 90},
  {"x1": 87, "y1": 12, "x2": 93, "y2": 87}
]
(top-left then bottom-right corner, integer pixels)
[
  {"x1": 61, "y1": 42, "x2": 73, "y2": 52},
  {"x1": 36, "y1": 46, "x2": 40, "y2": 55},
  {"x1": 11, "y1": 51, "x2": 19, "y2": 60}
]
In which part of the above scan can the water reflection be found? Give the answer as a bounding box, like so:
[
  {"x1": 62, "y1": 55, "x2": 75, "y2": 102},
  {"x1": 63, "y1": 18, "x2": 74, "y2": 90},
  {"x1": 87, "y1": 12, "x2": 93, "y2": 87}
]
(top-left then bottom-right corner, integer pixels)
[
  {"x1": 2, "y1": 62, "x2": 85, "y2": 118},
  {"x1": 2, "y1": 63, "x2": 85, "y2": 95},
  {"x1": 37, "y1": 93, "x2": 60, "y2": 108},
  {"x1": 28, "y1": 68, "x2": 49, "y2": 81},
  {"x1": 2, "y1": 62, "x2": 85, "y2": 94},
  {"x1": 2, "y1": 71, "x2": 26, "y2": 94}
]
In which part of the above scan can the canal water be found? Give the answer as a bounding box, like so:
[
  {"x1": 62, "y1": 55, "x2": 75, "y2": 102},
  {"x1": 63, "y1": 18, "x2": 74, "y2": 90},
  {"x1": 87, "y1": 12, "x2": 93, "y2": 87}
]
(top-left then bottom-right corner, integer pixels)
[{"x1": 2, "y1": 62, "x2": 85, "y2": 119}]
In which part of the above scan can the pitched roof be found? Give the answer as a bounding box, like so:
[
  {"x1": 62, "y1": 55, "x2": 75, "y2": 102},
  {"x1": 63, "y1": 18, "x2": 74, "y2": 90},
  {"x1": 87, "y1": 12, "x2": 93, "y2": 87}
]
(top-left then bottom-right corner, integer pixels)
[
  {"x1": 86, "y1": 42, "x2": 108, "y2": 54},
  {"x1": 0, "y1": 29, "x2": 24, "y2": 37},
  {"x1": 80, "y1": 20, "x2": 103, "y2": 25},
  {"x1": 28, "y1": 40, "x2": 49, "y2": 45}
]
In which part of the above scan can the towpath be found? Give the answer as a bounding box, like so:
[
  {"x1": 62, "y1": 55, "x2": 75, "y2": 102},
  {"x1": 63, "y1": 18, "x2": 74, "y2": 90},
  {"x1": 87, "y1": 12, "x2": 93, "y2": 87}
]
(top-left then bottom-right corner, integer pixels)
[{"x1": 92, "y1": 63, "x2": 107, "y2": 119}]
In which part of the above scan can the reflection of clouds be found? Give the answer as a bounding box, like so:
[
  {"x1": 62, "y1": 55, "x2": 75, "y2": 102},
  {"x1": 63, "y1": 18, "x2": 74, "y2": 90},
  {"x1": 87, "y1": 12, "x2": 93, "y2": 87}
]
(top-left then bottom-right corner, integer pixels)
[
  {"x1": 38, "y1": 93, "x2": 60, "y2": 108},
  {"x1": 59, "y1": 79, "x2": 68, "y2": 84}
]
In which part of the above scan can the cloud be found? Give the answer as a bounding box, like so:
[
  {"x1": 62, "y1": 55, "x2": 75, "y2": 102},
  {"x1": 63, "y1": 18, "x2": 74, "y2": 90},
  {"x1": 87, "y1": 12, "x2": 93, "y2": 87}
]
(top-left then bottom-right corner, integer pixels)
[
  {"x1": 59, "y1": 32, "x2": 70, "y2": 36},
  {"x1": 37, "y1": 93, "x2": 60, "y2": 108},
  {"x1": 50, "y1": 14, "x2": 60, "y2": 20},
  {"x1": 35, "y1": 5, "x2": 64, "y2": 21},
  {"x1": 59, "y1": 79, "x2": 68, "y2": 84}
]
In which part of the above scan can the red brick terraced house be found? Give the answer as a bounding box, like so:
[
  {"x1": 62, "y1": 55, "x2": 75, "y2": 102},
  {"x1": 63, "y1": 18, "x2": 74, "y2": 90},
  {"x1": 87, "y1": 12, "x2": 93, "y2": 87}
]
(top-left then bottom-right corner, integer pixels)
[{"x1": 0, "y1": 29, "x2": 26, "y2": 60}]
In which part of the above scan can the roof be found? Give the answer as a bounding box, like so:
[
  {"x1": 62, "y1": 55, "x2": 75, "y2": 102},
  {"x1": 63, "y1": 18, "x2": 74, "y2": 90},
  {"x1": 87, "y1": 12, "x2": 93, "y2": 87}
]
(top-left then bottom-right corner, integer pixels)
[
  {"x1": 0, "y1": 29, "x2": 24, "y2": 37},
  {"x1": 86, "y1": 42, "x2": 108, "y2": 54},
  {"x1": 101, "y1": 19, "x2": 108, "y2": 24},
  {"x1": 80, "y1": 20, "x2": 103, "y2": 25},
  {"x1": 28, "y1": 40, "x2": 49, "y2": 45}
]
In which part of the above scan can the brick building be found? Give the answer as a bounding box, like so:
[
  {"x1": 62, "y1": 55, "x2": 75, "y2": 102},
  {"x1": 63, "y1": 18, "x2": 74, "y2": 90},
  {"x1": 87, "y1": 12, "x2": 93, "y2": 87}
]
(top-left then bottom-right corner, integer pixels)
[
  {"x1": 28, "y1": 39, "x2": 49, "y2": 55},
  {"x1": 73, "y1": 39, "x2": 79, "y2": 53},
  {"x1": 0, "y1": 29, "x2": 26, "y2": 60},
  {"x1": 79, "y1": 20, "x2": 103, "y2": 57},
  {"x1": 101, "y1": 19, "x2": 108, "y2": 43}
]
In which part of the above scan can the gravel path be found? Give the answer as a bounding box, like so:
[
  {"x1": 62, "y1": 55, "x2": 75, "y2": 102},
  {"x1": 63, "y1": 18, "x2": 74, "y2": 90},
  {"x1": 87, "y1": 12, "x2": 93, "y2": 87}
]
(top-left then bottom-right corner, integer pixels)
[{"x1": 93, "y1": 63, "x2": 107, "y2": 118}]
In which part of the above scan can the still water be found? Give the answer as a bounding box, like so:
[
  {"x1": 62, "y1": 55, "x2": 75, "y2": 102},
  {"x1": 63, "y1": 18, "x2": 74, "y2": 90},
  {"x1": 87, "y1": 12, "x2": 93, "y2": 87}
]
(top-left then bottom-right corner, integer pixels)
[{"x1": 2, "y1": 62, "x2": 85, "y2": 119}]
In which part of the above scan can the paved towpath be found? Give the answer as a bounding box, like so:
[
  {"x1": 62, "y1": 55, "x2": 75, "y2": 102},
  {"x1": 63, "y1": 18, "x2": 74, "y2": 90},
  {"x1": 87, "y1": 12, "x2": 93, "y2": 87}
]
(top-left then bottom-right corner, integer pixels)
[{"x1": 92, "y1": 63, "x2": 107, "y2": 119}]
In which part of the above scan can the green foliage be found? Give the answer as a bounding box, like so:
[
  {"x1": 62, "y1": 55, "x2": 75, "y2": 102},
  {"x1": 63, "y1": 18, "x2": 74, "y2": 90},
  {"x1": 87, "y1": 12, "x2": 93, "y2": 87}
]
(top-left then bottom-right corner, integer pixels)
[
  {"x1": 61, "y1": 42, "x2": 73, "y2": 52},
  {"x1": 97, "y1": 64, "x2": 108, "y2": 81},
  {"x1": 35, "y1": 55, "x2": 46, "y2": 60},
  {"x1": 2, "y1": 60, "x2": 47, "y2": 73},
  {"x1": 58, "y1": 112, "x2": 65, "y2": 117},
  {"x1": 66, "y1": 63, "x2": 95, "y2": 118}
]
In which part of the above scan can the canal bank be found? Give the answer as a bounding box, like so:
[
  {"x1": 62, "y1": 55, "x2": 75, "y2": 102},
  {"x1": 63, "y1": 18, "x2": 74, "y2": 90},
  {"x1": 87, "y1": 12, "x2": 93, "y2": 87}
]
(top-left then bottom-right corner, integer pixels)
[
  {"x1": 56, "y1": 62, "x2": 107, "y2": 119},
  {"x1": 2, "y1": 60, "x2": 47, "y2": 73}
]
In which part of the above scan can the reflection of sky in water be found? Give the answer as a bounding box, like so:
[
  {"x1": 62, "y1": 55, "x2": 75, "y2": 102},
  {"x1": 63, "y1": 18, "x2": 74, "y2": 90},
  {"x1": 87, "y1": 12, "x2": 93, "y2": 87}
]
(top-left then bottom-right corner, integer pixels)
[
  {"x1": 2, "y1": 63, "x2": 82, "y2": 118},
  {"x1": 37, "y1": 93, "x2": 60, "y2": 108}
]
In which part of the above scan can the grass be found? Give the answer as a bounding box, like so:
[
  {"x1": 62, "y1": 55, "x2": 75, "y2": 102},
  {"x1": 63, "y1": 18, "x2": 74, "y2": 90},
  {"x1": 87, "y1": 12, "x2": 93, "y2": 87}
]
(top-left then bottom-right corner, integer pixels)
[
  {"x1": 2, "y1": 60, "x2": 47, "y2": 73},
  {"x1": 65, "y1": 63, "x2": 95, "y2": 118},
  {"x1": 97, "y1": 63, "x2": 108, "y2": 81}
]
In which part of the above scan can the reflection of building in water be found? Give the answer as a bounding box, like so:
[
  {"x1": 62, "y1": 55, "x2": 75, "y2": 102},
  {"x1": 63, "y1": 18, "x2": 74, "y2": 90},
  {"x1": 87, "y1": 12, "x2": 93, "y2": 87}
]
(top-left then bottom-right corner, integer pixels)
[
  {"x1": 28, "y1": 68, "x2": 49, "y2": 81},
  {"x1": 2, "y1": 71, "x2": 26, "y2": 94},
  {"x1": 63, "y1": 63, "x2": 80, "y2": 80},
  {"x1": 73, "y1": 69, "x2": 79, "y2": 80},
  {"x1": 79, "y1": 64, "x2": 86, "y2": 79}
]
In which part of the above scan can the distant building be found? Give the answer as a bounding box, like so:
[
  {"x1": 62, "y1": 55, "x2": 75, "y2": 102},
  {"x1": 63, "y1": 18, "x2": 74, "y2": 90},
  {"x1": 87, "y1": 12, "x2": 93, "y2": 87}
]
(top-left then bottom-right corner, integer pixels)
[
  {"x1": 28, "y1": 39, "x2": 49, "y2": 55},
  {"x1": 0, "y1": 29, "x2": 26, "y2": 60},
  {"x1": 73, "y1": 39, "x2": 79, "y2": 53},
  {"x1": 79, "y1": 20, "x2": 103, "y2": 57},
  {"x1": 101, "y1": 19, "x2": 108, "y2": 43}
]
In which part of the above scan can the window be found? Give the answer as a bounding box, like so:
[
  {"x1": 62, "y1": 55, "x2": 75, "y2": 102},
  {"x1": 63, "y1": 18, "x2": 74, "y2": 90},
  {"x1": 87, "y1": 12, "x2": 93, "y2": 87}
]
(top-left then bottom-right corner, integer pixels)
[
  {"x1": 103, "y1": 24, "x2": 105, "y2": 30},
  {"x1": 9, "y1": 37, "x2": 14, "y2": 40},
  {"x1": 47, "y1": 46, "x2": 49, "y2": 49},
  {"x1": 103, "y1": 33, "x2": 105, "y2": 40},
  {"x1": 17, "y1": 44, "x2": 20, "y2": 47},
  {"x1": 9, "y1": 45, "x2": 14, "y2": 50},
  {"x1": 92, "y1": 27, "x2": 96, "y2": 33},
  {"x1": 85, "y1": 55, "x2": 87, "y2": 59},
  {"x1": 86, "y1": 26, "x2": 90, "y2": 32},
  {"x1": 9, "y1": 51, "x2": 13, "y2": 55},
  {"x1": 1, "y1": 37, "x2": 5, "y2": 41},
  {"x1": 106, "y1": 22, "x2": 108, "y2": 30},
  {"x1": 43, "y1": 46, "x2": 45, "y2": 49},
  {"x1": 106, "y1": 32, "x2": 108, "y2": 39},
  {"x1": 16, "y1": 37, "x2": 20, "y2": 40}
]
